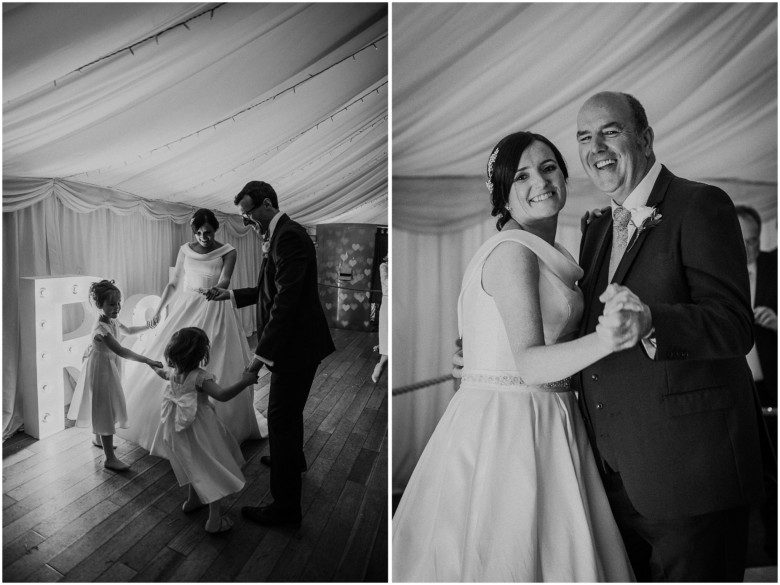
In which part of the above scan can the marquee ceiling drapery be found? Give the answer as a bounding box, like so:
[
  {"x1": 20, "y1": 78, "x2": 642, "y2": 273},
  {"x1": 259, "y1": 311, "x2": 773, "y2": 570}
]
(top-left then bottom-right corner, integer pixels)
[
  {"x1": 3, "y1": 2, "x2": 388, "y2": 225},
  {"x1": 393, "y1": 2, "x2": 777, "y2": 233}
]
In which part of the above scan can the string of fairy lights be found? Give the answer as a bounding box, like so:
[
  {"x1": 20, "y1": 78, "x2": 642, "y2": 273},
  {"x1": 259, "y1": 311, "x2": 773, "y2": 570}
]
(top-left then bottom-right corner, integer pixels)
[
  {"x1": 170, "y1": 89, "x2": 388, "y2": 196},
  {"x1": 61, "y1": 27, "x2": 388, "y2": 191},
  {"x1": 40, "y1": 4, "x2": 228, "y2": 92}
]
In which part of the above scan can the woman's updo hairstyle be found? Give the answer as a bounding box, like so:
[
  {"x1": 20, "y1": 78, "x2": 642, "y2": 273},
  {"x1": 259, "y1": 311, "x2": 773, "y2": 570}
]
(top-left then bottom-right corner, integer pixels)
[
  {"x1": 89, "y1": 279, "x2": 121, "y2": 308},
  {"x1": 190, "y1": 208, "x2": 219, "y2": 233},
  {"x1": 485, "y1": 131, "x2": 568, "y2": 231},
  {"x1": 164, "y1": 327, "x2": 211, "y2": 372}
]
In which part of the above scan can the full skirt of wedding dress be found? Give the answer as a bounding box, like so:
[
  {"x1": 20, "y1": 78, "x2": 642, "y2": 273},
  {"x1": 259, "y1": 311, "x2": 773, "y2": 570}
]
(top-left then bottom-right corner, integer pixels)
[{"x1": 392, "y1": 380, "x2": 635, "y2": 582}]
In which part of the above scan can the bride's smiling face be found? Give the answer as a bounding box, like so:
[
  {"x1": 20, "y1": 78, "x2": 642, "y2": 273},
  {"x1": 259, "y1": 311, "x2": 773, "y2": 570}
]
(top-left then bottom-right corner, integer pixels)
[
  {"x1": 508, "y1": 141, "x2": 567, "y2": 222},
  {"x1": 195, "y1": 223, "x2": 216, "y2": 248}
]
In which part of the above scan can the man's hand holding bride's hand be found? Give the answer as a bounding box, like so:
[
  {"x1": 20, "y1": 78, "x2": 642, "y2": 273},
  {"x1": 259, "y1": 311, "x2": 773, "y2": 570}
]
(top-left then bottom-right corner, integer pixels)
[
  {"x1": 147, "y1": 312, "x2": 161, "y2": 328},
  {"x1": 205, "y1": 287, "x2": 229, "y2": 301},
  {"x1": 452, "y1": 338, "x2": 464, "y2": 379},
  {"x1": 596, "y1": 284, "x2": 653, "y2": 352}
]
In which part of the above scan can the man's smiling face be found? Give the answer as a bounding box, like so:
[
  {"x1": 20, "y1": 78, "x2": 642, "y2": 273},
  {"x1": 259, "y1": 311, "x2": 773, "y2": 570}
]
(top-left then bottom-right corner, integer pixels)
[{"x1": 576, "y1": 93, "x2": 654, "y2": 204}]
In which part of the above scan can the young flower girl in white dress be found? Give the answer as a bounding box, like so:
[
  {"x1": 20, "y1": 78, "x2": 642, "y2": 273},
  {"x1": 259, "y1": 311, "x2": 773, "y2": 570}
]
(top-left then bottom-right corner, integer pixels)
[
  {"x1": 67, "y1": 280, "x2": 162, "y2": 470},
  {"x1": 149, "y1": 327, "x2": 257, "y2": 533}
]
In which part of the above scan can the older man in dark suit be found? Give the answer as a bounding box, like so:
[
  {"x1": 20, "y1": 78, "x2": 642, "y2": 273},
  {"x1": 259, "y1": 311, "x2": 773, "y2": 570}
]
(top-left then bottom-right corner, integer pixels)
[
  {"x1": 210, "y1": 181, "x2": 335, "y2": 526},
  {"x1": 574, "y1": 92, "x2": 765, "y2": 581}
]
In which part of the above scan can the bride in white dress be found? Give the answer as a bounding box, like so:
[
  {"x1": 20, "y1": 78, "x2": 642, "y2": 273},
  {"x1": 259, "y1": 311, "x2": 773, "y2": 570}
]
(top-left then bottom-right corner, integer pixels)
[
  {"x1": 118, "y1": 209, "x2": 267, "y2": 451},
  {"x1": 392, "y1": 132, "x2": 637, "y2": 582}
]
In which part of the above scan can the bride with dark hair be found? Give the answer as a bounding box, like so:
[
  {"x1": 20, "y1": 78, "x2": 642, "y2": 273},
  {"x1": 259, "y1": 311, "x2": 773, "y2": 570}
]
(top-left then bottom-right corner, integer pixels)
[
  {"x1": 392, "y1": 132, "x2": 636, "y2": 582},
  {"x1": 118, "y1": 208, "x2": 267, "y2": 451}
]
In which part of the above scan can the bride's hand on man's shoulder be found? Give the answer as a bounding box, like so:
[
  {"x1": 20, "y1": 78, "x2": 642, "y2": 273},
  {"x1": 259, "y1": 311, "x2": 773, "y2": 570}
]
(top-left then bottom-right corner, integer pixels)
[
  {"x1": 580, "y1": 206, "x2": 611, "y2": 233},
  {"x1": 452, "y1": 338, "x2": 464, "y2": 379}
]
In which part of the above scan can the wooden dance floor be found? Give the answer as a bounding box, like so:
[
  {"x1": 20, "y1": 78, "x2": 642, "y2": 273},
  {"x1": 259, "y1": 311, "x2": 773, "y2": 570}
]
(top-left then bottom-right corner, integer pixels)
[{"x1": 3, "y1": 328, "x2": 388, "y2": 582}]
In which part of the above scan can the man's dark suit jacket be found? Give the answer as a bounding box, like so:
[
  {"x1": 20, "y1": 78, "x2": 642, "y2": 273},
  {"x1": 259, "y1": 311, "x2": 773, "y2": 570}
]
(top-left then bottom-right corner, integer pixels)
[
  {"x1": 234, "y1": 213, "x2": 335, "y2": 371},
  {"x1": 754, "y1": 249, "x2": 778, "y2": 408},
  {"x1": 575, "y1": 165, "x2": 765, "y2": 520}
]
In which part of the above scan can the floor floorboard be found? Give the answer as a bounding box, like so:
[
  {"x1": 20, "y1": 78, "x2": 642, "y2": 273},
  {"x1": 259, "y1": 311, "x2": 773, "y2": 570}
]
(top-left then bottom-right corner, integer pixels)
[{"x1": 4, "y1": 328, "x2": 388, "y2": 582}]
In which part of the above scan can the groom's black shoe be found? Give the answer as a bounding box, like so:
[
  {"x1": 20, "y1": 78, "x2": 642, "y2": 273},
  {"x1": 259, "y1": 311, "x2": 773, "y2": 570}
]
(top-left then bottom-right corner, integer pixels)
[
  {"x1": 259, "y1": 455, "x2": 308, "y2": 473},
  {"x1": 242, "y1": 504, "x2": 302, "y2": 526}
]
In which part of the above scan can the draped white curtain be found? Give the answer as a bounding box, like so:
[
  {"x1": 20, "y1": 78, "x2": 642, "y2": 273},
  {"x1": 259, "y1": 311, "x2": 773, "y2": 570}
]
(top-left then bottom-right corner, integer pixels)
[
  {"x1": 3, "y1": 178, "x2": 264, "y2": 439},
  {"x1": 391, "y1": 3, "x2": 778, "y2": 491}
]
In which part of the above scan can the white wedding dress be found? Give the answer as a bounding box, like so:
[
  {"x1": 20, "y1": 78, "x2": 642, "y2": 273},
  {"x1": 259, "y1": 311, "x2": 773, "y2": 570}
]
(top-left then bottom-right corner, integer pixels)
[
  {"x1": 392, "y1": 230, "x2": 634, "y2": 582},
  {"x1": 117, "y1": 243, "x2": 266, "y2": 451}
]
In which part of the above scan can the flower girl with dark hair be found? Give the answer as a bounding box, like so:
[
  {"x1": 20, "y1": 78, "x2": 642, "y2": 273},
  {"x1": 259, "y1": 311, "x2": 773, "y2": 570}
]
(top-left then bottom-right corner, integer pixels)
[{"x1": 149, "y1": 327, "x2": 257, "y2": 533}]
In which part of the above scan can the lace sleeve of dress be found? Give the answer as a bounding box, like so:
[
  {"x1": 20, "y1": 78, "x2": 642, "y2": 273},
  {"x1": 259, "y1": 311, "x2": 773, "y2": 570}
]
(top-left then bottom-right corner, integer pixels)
[
  {"x1": 195, "y1": 368, "x2": 217, "y2": 390},
  {"x1": 92, "y1": 320, "x2": 113, "y2": 343}
]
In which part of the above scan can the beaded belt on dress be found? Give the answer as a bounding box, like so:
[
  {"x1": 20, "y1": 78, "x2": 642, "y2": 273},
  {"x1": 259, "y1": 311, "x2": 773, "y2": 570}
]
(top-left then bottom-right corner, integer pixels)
[{"x1": 461, "y1": 371, "x2": 571, "y2": 390}]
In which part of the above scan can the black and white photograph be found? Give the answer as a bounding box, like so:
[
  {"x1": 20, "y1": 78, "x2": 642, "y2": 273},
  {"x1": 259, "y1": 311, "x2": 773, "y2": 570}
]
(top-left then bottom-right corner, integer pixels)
[
  {"x1": 3, "y1": 3, "x2": 388, "y2": 581},
  {"x1": 392, "y1": 3, "x2": 777, "y2": 582}
]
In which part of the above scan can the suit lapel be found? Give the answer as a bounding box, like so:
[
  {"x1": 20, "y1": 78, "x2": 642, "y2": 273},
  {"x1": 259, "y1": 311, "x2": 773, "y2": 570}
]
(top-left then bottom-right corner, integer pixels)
[
  {"x1": 585, "y1": 213, "x2": 613, "y2": 301},
  {"x1": 612, "y1": 166, "x2": 672, "y2": 284},
  {"x1": 579, "y1": 213, "x2": 613, "y2": 334}
]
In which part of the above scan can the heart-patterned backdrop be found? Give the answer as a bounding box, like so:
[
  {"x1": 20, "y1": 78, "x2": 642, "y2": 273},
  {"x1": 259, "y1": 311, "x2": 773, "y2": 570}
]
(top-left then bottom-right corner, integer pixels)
[{"x1": 317, "y1": 223, "x2": 380, "y2": 331}]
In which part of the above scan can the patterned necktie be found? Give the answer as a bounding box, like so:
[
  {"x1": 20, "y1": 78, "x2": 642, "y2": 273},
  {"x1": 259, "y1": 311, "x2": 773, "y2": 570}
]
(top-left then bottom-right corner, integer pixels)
[{"x1": 609, "y1": 205, "x2": 632, "y2": 280}]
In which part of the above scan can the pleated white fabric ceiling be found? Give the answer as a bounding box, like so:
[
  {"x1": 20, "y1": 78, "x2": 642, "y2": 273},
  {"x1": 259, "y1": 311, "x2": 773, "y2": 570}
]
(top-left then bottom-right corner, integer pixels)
[{"x1": 4, "y1": 2, "x2": 388, "y2": 225}]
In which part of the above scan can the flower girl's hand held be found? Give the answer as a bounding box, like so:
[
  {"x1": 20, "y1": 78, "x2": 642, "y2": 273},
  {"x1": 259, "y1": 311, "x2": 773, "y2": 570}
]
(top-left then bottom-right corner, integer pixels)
[{"x1": 241, "y1": 371, "x2": 258, "y2": 387}]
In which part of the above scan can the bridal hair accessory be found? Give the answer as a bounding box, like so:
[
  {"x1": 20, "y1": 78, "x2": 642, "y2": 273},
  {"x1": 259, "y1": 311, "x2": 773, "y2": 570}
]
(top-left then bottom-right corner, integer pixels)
[
  {"x1": 190, "y1": 217, "x2": 196, "y2": 225},
  {"x1": 485, "y1": 147, "x2": 499, "y2": 194}
]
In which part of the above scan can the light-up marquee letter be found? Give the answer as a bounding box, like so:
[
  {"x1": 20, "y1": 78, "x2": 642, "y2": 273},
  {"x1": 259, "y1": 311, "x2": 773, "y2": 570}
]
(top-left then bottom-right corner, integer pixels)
[{"x1": 18, "y1": 276, "x2": 164, "y2": 439}]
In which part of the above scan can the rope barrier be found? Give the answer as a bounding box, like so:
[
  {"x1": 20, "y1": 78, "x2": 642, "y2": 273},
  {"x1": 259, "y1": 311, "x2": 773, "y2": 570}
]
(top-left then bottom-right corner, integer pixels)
[{"x1": 393, "y1": 374, "x2": 455, "y2": 396}]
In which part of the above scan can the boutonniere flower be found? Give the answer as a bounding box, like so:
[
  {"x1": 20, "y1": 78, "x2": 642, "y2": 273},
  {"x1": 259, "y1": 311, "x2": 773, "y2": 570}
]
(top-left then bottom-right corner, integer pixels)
[
  {"x1": 631, "y1": 206, "x2": 663, "y2": 232},
  {"x1": 626, "y1": 206, "x2": 662, "y2": 252},
  {"x1": 261, "y1": 240, "x2": 270, "y2": 257}
]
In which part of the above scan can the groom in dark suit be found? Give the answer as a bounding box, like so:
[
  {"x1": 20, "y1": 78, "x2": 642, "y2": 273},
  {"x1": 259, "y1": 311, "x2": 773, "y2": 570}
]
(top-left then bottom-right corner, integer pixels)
[
  {"x1": 575, "y1": 92, "x2": 766, "y2": 581},
  {"x1": 211, "y1": 181, "x2": 335, "y2": 525}
]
